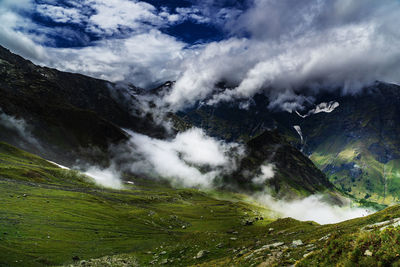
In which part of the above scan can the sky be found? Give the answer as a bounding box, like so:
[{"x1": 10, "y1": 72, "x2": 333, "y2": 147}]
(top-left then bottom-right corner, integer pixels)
[{"x1": 2, "y1": 0, "x2": 400, "y2": 111}]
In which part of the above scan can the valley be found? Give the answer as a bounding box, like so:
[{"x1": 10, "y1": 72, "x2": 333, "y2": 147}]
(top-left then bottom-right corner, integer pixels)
[
  {"x1": 2, "y1": 141, "x2": 400, "y2": 266},
  {"x1": 0, "y1": 42, "x2": 399, "y2": 266}
]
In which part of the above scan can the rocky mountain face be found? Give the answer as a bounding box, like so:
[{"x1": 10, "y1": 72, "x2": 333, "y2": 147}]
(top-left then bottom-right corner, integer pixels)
[
  {"x1": 220, "y1": 130, "x2": 340, "y2": 201},
  {"x1": 177, "y1": 82, "x2": 400, "y2": 204},
  {"x1": 0, "y1": 45, "x2": 166, "y2": 165},
  {"x1": 0, "y1": 45, "x2": 339, "y2": 200}
]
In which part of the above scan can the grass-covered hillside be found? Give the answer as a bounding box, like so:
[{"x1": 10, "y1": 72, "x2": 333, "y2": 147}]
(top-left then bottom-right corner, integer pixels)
[
  {"x1": 299, "y1": 83, "x2": 400, "y2": 204},
  {"x1": 178, "y1": 82, "x2": 400, "y2": 204},
  {"x1": 0, "y1": 141, "x2": 273, "y2": 266},
  {"x1": 2, "y1": 141, "x2": 400, "y2": 267}
]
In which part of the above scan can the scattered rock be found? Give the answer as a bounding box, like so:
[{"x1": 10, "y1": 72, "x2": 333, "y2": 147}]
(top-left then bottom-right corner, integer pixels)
[
  {"x1": 230, "y1": 237, "x2": 237, "y2": 241},
  {"x1": 269, "y1": 242, "x2": 284, "y2": 248},
  {"x1": 319, "y1": 234, "x2": 331, "y2": 241},
  {"x1": 303, "y1": 252, "x2": 313, "y2": 258},
  {"x1": 216, "y1": 243, "x2": 224, "y2": 248},
  {"x1": 362, "y1": 218, "x2": 400, "y2": 232},
  {"x1": 292, "y1": 240, "x2": 303, "y2": 247},
  {"x1": 244, "y1": 253, "x2": 254, "y2": 260},
  {"x1": 23, "y1": 194, "x2": 27, "y2": 197},
  {"x1": 195, "y1": 250, "x2": 208, "y2": 259},
  {"x1": 268, "y1": 228, "x2": 274, "y2": 232},
  {"x1": 160, "y1": 251, "x2": 167, "y2": 255},
  {"x1": 72, "y1": 256, "x2": 80, "y2": 262},
  {"x1": 182, "y1": 225, "x2": 186, "y2": 229},
  {"x1": 255, "y1": 242, "x2": 285, "y2": 253},
  {"x1": 305, "y1": 244, "x2": 316, "y2": 251},
  {"x1": 364, "y1": 250, "x2": 373, "y2": 256}
]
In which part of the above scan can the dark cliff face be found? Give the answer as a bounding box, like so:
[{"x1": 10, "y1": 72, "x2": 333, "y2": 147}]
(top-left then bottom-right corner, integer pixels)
[
  {"x1": 0, "y1": 45, "x2": 166, "y2": 165},
  {"x1": 220, "y1": 130, "x2": 335, "y2": 199}
]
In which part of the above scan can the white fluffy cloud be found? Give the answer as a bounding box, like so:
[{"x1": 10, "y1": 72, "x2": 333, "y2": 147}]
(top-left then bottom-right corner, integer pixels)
[
  {"x1": 46, "y1": 30, "x2": 186, "y2": 87},
  {"x1": 86, "y1": 0, "x2": 162, "y2": 35},
  {"x1": 36, "y1": 4, "x2": 84, "y2": 24},
  {"x1": 0, "y1": 0, "x2": 46, "y2": 60},
  {"x1": 165, "y1": 7, "x2": 400, "y2": 110},
  {"x1": 160, "y1": 0, "x2": 400, "y2": 111},
  {"x1": 255, "y1": 193, "x2": 372, "y2": 224},
  {"x1": 252, "y1": 164, "x2": 275, "y2": 185},
  {"x1": 116, "y1": 128, "x2": 243, "y2": 188},
  {"x1": 84, "y1": 166, "x2": 123, "y2": 189},
  {"x1": 2, "y1": 0, "x2": 400, "y2": 111}
]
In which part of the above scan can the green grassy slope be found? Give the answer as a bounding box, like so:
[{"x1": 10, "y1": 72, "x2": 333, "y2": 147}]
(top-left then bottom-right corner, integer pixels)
[
  {"x1": 178, "y1": 83, "x2": 400, "y2": 205},
  {"x1": 2, "y1": 142, "x2": 400, "y2": 266},
  {"x1": 299, "y1": 83, "x2": 400, "y2": 205},
  {"x1": 0, "y1": 142, "x2": 273, "y2": 266}
]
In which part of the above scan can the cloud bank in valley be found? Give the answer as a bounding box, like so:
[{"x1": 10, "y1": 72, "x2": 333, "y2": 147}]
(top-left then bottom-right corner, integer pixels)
[
  {"x1": 255, "y1": 193, "x2": 372, "y2": 224},
  {"x1": 115, "y1": 128, "x2": 244, "y2": 188},
  {"x1": 84, "y1": 166, "x2": 123, "y2": 189}
]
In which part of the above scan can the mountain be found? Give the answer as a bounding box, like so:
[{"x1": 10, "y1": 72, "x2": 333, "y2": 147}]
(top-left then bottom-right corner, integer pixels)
[
  {"x1": 297, "y1": 82, "x2": 400, "y2": 204},
  {"x1": 0, "y1": 45, "x2": 339, "y2": 201},
  {"x1": 0, "y1": 45, "x2": 166, "y2": 165},
  {"x1": 1, "y1": 45, "x2": 400, "y2": 267},
  {"x1": 177, "y1": 82, "x2": 400, "y2": 204},
  {"x1": 222, "y1": 130, "x2": 340, "y2": 202}
]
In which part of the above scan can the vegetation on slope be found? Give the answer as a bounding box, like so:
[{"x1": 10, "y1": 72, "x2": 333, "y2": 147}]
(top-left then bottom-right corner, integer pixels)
[
  {"x1": 0, "y1": 142, "x2": 273, "y2": 266},
  {"x1": 177, "y1": 83, "x2": 400, "y2": 204},
  {"x1": 2, "y1": 141, "x2": 400, "y2": 267}
]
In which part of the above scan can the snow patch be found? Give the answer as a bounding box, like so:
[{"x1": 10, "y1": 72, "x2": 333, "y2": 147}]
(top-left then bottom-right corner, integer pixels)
[
  {"x1": 296, "y1": 101, "x2": 339, "y2": 118},
  {"x1": 46, "y1": 160, "x2": 70, "y2": 170}
]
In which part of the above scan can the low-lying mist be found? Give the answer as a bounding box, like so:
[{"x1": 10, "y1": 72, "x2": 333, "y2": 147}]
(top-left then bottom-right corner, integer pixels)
[
  {"x1": 0, "y1": 110, "x2": 41, "y2": 148},
  {"x1": 114, "y1": 127, "x2": 244, "y2": 188},
  {"x1": 0, "y1": 108, "x2": 373, "y2": 225},
  {"x1": 254, "y1": 193, "x2": 372, "y2": 225},
  {"x1": 84, "y1": 166, "x2": 124, "y2": 190},
  {"x1": 75, "y1": 124, "x2": 371, "y2": 225}
]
